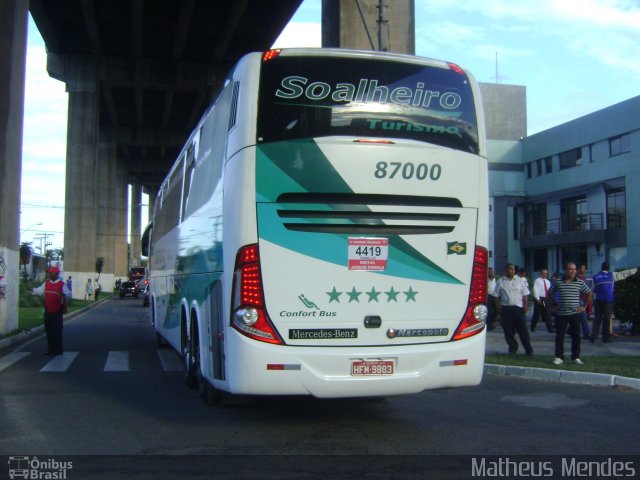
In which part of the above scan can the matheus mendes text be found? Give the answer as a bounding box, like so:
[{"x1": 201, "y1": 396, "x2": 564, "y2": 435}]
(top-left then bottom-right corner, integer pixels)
[
  {"x1": 275, "y1": 76, "x2": 463, "y2": 110},
  {"x1": 471, "y1": 457, "x2": 637, "y2": 478}
]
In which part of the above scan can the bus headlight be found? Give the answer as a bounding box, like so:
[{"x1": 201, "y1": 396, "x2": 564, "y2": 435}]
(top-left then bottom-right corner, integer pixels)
[
  {"x1": 473, "y1": 304, "x2": 488, "y2": 322},
  {"x1": 235, "y1": 308, "x2": 259, "y2": 326}
]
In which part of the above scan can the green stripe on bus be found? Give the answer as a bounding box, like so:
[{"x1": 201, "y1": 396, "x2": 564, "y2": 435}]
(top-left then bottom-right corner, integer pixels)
[
  {"x1": 256, "y1": 140, "x2": 461, "y2": 284},
  {"x1": 257, "y1": 203, "x2": 461, "y2": 284}
]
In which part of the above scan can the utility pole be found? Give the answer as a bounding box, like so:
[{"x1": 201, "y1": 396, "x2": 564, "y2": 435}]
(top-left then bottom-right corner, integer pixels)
[
  {"x1": 34, "y1": 233, "x2": 54, "y2": 258},
  {"x1": 376, "y1": 0, "x2": 388, "y2": 51}
]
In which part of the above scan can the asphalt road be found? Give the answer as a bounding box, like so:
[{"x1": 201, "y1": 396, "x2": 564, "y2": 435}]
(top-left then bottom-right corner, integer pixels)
[{"x1": 2, "y1": 298, "x2": 639, "y2": 478}]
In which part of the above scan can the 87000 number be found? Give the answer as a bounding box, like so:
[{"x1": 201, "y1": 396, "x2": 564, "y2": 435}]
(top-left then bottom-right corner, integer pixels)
[{"x1": 374, "y1": 161, "x2": 442, "y2": 180}]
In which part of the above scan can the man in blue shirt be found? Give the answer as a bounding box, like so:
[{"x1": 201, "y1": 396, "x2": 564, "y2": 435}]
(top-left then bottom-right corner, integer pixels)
[{"x1": 591, "y1": 261, "x2": 615, "y2": 343}]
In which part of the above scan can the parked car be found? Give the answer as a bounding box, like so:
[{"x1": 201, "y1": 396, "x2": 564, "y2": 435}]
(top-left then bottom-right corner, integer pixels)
[{"x1": 119, "y1": 281, "x2": 138, "y2": 298}]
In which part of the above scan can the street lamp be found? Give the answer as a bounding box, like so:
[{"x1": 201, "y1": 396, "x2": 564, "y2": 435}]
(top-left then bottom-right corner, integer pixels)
[
  {"x1": 20, "y1": 222, "x2": 43, "y2": 247},
  {"x1": 21, "y1": 222, "x2": 43, "y2": 233}
]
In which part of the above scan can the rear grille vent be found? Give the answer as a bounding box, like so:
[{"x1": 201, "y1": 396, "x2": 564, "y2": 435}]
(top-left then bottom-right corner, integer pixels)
[
  {"x1": 277, "y1": 193, "x2": 462, "y2": 208},
  {"x1": 275, "y1": 193, "x2": 462, "y2": 235}
]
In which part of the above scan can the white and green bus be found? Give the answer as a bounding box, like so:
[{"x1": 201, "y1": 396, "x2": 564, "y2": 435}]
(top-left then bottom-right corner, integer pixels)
[{"x1": 142, "y1": 48, "x2": 488, "y2": 401}]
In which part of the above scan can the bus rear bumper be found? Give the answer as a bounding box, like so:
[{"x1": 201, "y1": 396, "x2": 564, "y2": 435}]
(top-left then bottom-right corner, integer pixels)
[{"x1": 222, "y1": 330, "x2": 486, "y2": 398}]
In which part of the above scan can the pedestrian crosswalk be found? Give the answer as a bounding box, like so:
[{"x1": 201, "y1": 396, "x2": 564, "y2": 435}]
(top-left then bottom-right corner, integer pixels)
[
  {"x1": 0, "y1": 352, "x2": 30, "y2": 371},
  {"x1": 0, "y1": 350, "x2": 183, "y2": 373},
  {"x1": 39, "y1": 352, "x2": 79, "y2": 372},
  {"x1": 104, "y1": 351, "x2": 129, "y2": 372}
]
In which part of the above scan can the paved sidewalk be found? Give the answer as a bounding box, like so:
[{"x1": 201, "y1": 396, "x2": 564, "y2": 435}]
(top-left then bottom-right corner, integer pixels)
[
  {"x1": 485, "y1": 321, "x2": 640, "y2": 390},
  {"x1": 486, "y1": 323, "x2": 640, "y2": 357}
]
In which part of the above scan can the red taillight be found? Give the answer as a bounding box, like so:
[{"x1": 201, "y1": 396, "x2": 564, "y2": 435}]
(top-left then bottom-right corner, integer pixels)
[
  {"x1": 447, "y1": 62, "x2": 466, "y2": 75},
  {"x1": 240, "y1": 264, "x2": 264, "y2": 307},
  {"x1": 262, "y1": 49, "x2": 281, "y2": 62},
  {"x1": 231, "y1": 244, "x2": 283, "y2": 345},
  {"x1": 469, "y1": 247, "x2": 488, "y2": 303},
  {"x1": 452, "y1": 246, "x2": 488, "y2": 341}
]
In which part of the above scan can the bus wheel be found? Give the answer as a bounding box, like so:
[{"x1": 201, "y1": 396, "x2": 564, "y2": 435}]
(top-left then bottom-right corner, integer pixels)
[
  {"x1": 198, "y1": 363, "x2": 221, "y2": 405},
  {"x1": 183, "y1": 322, "x2": 197, "y2": 389}
]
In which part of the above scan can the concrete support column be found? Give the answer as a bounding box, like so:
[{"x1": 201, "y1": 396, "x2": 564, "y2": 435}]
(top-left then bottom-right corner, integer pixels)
[
  {"x1": 0, "y1": 0, "x2": 28, "y2": 334},
  {"x1": 95, "y1": 130, "x2": 118, "y2": 291},
  {"x1": 114, "y1": 159, "x2": 129, "y2": 279},
  {"x1": 130, "y1": 182, "x2": 142, "y2": 268},
  {"x1": 322, "y1": 0, "x2": 415, "y2": 54},
  {"x1": 63, "y1": 89, "x2": 99, "y2": 298}
]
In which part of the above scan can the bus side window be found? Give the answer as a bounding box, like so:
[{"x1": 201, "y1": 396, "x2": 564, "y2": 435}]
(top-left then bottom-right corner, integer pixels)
[
  {"x1": 141, "y1": 223, "x2": 152, "y2": 257},
  {"x1": 182, "y1": 144, "x2": 196, "y2": 220}
]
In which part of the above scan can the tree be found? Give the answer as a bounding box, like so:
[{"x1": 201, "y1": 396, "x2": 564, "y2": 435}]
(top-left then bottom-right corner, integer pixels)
[
  {"x1": 614, "y1": 270, "x2": 640, "y2": 334},
  {"x1": 95, "y1": 257, "x2": 104, "y2": 282},
  {"x1": 19, "y1": 242, "x2": 33, "y2": 281}
]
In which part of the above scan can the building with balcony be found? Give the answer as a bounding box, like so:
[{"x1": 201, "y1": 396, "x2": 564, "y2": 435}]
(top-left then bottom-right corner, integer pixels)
[{"x1": 485, "y1": 92, "x2": 640, "y2": 277}]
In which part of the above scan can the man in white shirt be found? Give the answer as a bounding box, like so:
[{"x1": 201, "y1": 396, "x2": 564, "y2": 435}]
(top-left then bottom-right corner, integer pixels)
[
  {"x1": 517, "y1": 268, "x2": 529, "y2": 288},
  {"x1": 495, "y1": 263, "x2": 533, "y2": 356},
  {"x1": 531, "y1": 268, "x2": 554, "y2": 333},
  {"x1": 487, "y1": 267, "x2": 498, "y2": 330}
]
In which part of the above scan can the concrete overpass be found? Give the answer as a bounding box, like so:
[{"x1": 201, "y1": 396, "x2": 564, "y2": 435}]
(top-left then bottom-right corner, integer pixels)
[
  {"x1": 0, "y1": 0, "x2": 416, "y2": 332},
  {"x1": 37, "y1": 0, "x2": 306, "y2": 290}
]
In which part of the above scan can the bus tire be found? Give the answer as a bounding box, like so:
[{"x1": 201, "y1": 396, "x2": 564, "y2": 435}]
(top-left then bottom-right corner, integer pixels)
[
  {"x1": 198, "y1": 370, "x2": 221, "y2": 405},
  {"x1": 183, "y1": 317, "x2": 197, "y2": 389}
]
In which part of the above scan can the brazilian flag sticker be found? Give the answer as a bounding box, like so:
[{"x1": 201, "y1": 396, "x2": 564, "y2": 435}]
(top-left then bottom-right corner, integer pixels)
[{"x1": 447, "y1": 242, "x2": 467, "y2": 255}]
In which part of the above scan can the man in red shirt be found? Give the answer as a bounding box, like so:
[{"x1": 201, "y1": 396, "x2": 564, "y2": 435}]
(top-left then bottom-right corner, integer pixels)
[{"x1": 32, "y1": 266, "x2": 72, "y2": 356}]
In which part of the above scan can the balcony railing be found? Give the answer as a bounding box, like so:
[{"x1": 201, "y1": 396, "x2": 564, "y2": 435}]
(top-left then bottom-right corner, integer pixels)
[{"x1": 521, "y1": 213, "x2": 604, "y2": 238}]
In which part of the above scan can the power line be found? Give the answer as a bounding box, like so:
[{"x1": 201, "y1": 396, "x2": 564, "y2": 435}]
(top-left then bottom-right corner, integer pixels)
[{"x1": 20, "y1": 202, "x2": 65, "y2": 209}]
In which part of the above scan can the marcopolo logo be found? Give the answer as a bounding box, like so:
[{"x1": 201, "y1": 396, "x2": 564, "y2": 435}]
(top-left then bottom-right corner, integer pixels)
[{"x1": 8, "y1": 456, "x2": 73, "y2": 479}]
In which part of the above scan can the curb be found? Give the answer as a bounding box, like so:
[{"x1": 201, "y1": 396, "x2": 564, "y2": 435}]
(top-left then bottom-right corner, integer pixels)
[
  {"x1": 485, "y1": 364, "x2": 640, "y2": 391},
  {"x1": 0, "y1": 325, "x2": 46, "y2": 351},
  {"x1": 0, "y1": 297, "x2": 109, "y2": 352}
]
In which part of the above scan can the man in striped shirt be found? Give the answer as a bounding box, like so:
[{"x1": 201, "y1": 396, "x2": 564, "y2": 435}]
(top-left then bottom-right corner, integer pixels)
[{"x1": 548, "y1": 261, "x2": 592, "y2": 366}]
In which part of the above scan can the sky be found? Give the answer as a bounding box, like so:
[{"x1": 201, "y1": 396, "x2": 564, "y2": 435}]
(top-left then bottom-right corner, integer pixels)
[{"x1": 20, "y1": 0, "x2": 640, "y2": 251}]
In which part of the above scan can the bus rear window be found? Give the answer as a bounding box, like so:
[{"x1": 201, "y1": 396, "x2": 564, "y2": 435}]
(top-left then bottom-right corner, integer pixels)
[{"x1": 258, "y1": 56, "x2": 479, "y2": 154}]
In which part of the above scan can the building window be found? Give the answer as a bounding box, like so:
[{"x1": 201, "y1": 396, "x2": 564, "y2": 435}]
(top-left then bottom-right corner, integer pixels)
[
  {"x1": 606, "y1": 187, "x2": 626, "y2": 228},
  {"x1": 524, "y1": 202, "x2": 547, "y2": 236},
  {"x1": 536, "y1": 159, "x2": 542, "y2": 176},
  {"x1": 609, "y1": 133, "x2": 630, "y2": 156},
  {"x1": 526, "y1": 162, "x2": 533, "y2": 178},
  {"x1": 532, "y1": 248, "x2": 548, "y2": 272},
  {"x1": 560, "y1": 195, "x2": 586, "y2": 232},
  {"x1": 561, "y1": 245, "x2": 588, "y2": 270},
  {"x1": 559, "y1": 148, "x2": 583, "y2": 170},
  {"x1": 543, "y1": 156, "x2": 552, "y2": 174}
]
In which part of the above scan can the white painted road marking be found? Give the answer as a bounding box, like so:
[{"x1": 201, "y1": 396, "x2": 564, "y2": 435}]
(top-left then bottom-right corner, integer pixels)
[
  {"x1": 0, "y1": 352, "x2": 30, "y2": 372},
  {"x1": 40, "y1": 352, "x2": 79, "y2": 372},
  {"x1": 104, "y1": 351, "x2": 130, "y2": 371},
  {"x1": 0, "y1": 350, "x2": 183, "y2": 373}
]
